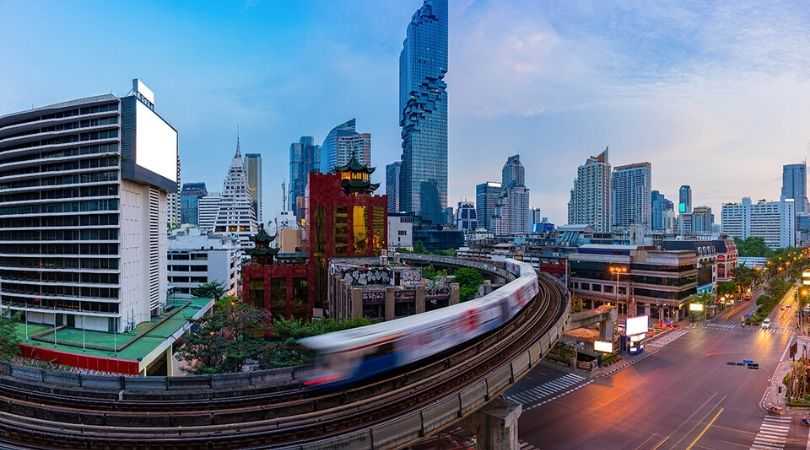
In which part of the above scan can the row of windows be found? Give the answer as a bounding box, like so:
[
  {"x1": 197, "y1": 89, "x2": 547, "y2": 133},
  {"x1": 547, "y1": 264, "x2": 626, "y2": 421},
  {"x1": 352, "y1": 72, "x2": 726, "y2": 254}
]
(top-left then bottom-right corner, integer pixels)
[
  {"x1": 0, "y1": 243, "x2": 118, "y2": 255},
  {"x1": 168, "y1": 265, "x2": 208, "y2": 272},
  {"x1": 0, "y1": 117, "x2": 118, "y2": 141},
  {"x1": 0, "y1": 143, "x2": 119, "y2": 166},
  {"x1": 0, "y1": 199, "x2": 119, "y2": 216},
  {"x1": 0, "y1": 229, "x2": 118, "y2": 241},
  {"x1": 1, "y1": 295, "x2": 119, "y2": 314},
  {"x1": 0, "y1": 257, "x2": 118, "y2": 270},
  {"x1": 1, "y1": 283, "x2": 119, "y2": 300},
  {"x1": 168, "y1": 253, "x2": 209, "y2": 261},
  {"x1": 0, "y1": 185, "x2": 117, "y2": 204},
  {"x1": 0, "y1": 103, "x2": 118, "y2": 131},
  {"x1": 169, "y1": 276, "x2": 208, "y2": 283},
  {"x1": 0, "y1": 213, "x2": 118, "y2": 229},
  {"x1": 0, "y1": 129, "x2": 118, "y2": 153},
  {"x1": 0, "y1": 270, "x2": 118, "y2": 285},
  {"x1": 0, "y1": 170, "x2": 117, "y2": 191},
  {"x1": 0, "y1": 155, "x2": 118, "y2": 179}
]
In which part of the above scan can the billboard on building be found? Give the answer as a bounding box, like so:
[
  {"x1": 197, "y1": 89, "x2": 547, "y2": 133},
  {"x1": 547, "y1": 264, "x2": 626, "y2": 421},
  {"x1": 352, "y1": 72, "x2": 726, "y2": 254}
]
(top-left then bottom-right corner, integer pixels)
[
  {"x1": 120, "y1": 96, "x2": 178, "y2": 193},
  {"x1": 626, "y1": 315, "x2": 649, "y2": 336},
  {"x1": 594, "y1": 340, "x2": 613, "y2": 353},
  {"x1": 689, "y1": 303, "x2": 705, "y2": 312}
]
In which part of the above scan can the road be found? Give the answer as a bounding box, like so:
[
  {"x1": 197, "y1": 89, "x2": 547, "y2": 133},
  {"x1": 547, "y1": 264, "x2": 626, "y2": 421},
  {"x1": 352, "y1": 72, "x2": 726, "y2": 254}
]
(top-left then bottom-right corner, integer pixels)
[{"x1": 519, "y1": 284, "x2": 802, "y2": 450}]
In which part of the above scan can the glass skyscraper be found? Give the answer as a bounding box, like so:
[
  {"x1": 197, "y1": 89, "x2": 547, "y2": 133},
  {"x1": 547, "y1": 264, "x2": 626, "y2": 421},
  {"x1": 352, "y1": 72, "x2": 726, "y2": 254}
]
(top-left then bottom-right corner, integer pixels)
[
  {"x1": 319, "y1": 118, "x2": 370, "y2": 174},
  {"x1": 180, "y1": 182, "x2": 208, "y2": 225},
  {"x1": 399, "y1": 0, "x2": 448, "y2": 225},
  {"x1": 289, "y1": 136, "x2": 320, "y2": 220},
  {"x1": 782, "y1": 162, "x2": 808, "y2": 213}
]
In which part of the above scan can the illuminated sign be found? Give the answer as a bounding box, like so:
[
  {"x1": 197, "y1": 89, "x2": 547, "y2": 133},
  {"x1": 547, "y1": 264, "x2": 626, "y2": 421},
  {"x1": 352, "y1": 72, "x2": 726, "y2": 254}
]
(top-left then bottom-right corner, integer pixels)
[
  {"x1": 679, "y1": 202, "x2": 687, "y2": 213},
  {"x1": 594, "y1": 340, "x2": 613, "y2": 353},
  {"x1": 689, "y1": 303, "x2": 704, "y2": 312},
  {"x1": 626, "y1": 315, "x2": 649, "y2": 336}
]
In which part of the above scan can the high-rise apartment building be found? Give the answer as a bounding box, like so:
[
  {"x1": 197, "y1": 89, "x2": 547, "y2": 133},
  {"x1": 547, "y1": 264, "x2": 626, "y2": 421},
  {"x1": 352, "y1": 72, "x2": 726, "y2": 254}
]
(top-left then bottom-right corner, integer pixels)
[
  {"x1": 399, "y1": 0, "x2": 448, "y2": 223},
  {"x1": 651, "y1": 190, "x2": 674, "y2": 231},
  {"x1": 692, "y1": 206, "x2": 714, "y2": 234},
  {"x1": 167, "y1": 153, "x2": 181, "y2": 229},
  {"x1": 386, "y1": 161, "x2": 401, "y2": 213},
  {"x1": 495, "y1": 155, "x2": 530, "y2": 235},
  {"x1": 244, "y1": 152, "x2": 262, "y2": 224},
  {"x1": 0, "y1": 80, "x2": 176, "y2": 332},
  {"x1": 782, "y1": 162, "x2": 808, "y2": 213},
  {"x1": 476, "y1": 182, "x2": 501, "y2": 233},
  {"x1": 678, "y1": 185, "x2": 692, "y2": 214},
  {"x1": 455, "y1": 201, "x2": 477, "y2": 233},
  {"x1": 612, "y1": 162, "x2": 652, "y2": 231},
  {"x1": 721, "y1": 197, "x2": 796, "y2": 248},
  {"x1": 197, "y1": 192, "x2": 222, "y2": 232},
  {"x1": 568, "y1": 148, "x2": 611, "y2": 232},
  {"x1": 288, "y1": 136, "x2": 320, "y2": 221},
  {"x1": 180, "y1": 182, "x2": 208, "y2": 225},
  {"x1": 320, "y1": 119, "x2": 371, "y2": 174},
  {"x1": 168, "y1": 226, "x2": 242, "y2": 297},
  {"x1": 211, "y1": 140, "x2": 258, "y2": 249}
]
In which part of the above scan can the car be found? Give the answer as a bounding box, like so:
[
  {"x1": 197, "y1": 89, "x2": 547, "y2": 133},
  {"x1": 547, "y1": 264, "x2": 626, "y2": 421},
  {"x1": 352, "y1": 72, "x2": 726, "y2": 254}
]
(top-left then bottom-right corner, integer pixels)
[{"x1": 761, "y1": 318, "x2": 771, "y2": 329}]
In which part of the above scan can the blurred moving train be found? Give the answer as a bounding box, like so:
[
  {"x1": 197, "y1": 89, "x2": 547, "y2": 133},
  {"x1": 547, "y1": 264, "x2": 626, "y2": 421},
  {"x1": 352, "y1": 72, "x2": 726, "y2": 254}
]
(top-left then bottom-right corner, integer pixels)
[{"x1": 300, "y1": 259, "x2": 539, "y2": 387}]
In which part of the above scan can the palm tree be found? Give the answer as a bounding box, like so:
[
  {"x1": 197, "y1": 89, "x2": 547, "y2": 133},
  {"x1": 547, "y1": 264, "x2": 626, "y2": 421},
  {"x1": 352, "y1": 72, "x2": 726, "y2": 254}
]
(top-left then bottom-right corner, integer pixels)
[{"x1": 191, "y1": 281, "x2": 227, "y2": 301}]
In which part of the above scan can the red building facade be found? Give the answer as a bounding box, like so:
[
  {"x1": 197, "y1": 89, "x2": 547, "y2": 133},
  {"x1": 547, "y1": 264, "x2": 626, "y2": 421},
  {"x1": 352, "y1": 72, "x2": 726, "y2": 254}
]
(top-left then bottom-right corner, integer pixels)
[
  {"x1": 242, "y1": 155, "x2": 386, "y2": 320},
  {"x1": 307, "y1": 156, "x2": 387, "y2": 313}
]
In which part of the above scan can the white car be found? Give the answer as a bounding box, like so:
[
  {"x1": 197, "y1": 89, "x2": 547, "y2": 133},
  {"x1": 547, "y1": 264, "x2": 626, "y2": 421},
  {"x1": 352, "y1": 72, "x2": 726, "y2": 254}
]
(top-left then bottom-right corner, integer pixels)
[{"x1": 761, "y1": 318, "x2": 771, "y2": 329}]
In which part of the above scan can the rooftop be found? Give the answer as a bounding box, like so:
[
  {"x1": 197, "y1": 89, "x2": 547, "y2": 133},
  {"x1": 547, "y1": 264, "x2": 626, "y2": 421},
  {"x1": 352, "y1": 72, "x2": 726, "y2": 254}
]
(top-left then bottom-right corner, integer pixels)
[{"x1": 15, "y1": 296, "x2": 213, "y2": 367}]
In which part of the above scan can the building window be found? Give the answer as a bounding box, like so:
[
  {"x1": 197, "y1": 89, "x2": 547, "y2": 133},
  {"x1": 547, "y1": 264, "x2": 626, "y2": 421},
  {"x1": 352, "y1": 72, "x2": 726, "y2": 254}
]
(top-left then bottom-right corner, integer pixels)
[
  {"x1": 335, "y1": 207, "x2": 349, "y2": 256},
  {"x1": 353, "y1": 205, "x2": 367, "y2": 254}
]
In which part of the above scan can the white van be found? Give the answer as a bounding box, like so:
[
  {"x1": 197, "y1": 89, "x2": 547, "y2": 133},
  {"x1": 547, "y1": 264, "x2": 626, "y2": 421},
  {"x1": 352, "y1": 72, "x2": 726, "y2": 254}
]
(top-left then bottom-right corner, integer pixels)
[{"x1": 761, "y1": 318, "x2": 771, "y2": 329}]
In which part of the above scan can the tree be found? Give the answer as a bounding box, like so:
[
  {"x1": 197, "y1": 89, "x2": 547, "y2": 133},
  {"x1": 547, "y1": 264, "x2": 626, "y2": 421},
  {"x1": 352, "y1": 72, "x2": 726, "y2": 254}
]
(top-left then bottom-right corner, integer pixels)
[
  {"x1": 191, "y1": 281, "x2": 227, "y2": 300},
  {"x1": 735, "y1": 237, "x2": 773, "y2": 258},
  {"x1": 455, "y1": 267, "x2": 484, "y2": 301},
  {"x1": 0, "y1": 315, "x2": 19, "y2": 361},
  {"x1": 176, "y1": 297, "x2": 269, "y2": 374},
  {"x1": 412, "y1": 241, "x2": 427, "y2": 254}
]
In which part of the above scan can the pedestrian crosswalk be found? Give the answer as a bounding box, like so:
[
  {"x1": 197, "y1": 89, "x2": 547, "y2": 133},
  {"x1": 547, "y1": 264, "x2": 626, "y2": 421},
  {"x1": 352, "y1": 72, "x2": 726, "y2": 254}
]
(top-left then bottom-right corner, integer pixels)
[
  {"x1": 750, "y1": 415, "x2": 791, "y2": 450},
  {"x1": 705, "y1": 322, "x2": 738, "y2": 330},
  {"x1": 519, "y1": 440, "x2": 540, "y2": 450},
  {"x1": 700, "y1": 322, "x2": 789, "y2": 335},
  {"x1": 506, "y1": 373, "x2": 590, "y2": 410},
  {"x1": 647, "y1": 329, "x2": 689, "y2": 349}
]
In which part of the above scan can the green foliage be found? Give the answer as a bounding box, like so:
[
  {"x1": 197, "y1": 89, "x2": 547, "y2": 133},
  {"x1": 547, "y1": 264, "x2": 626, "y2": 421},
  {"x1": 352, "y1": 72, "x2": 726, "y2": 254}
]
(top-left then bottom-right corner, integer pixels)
[
  {"x1": 735, "y1": 237, "x2": 773, "y2": 258},
  {"x1": 176, "y1": 300, "x2": 269, "y2": 374},
  {"x1": 413, "y1": 241, "x2": 427, "y2": 254},
  {"x1": 455, "y1": 267, "x2": 484, "y2": 301},
  {"x1": 191, "y1": 281, "x2": 227, "y2": 301},
  {"x1": 0, "y1": 315, "x2": 19, "y2": 361},
  {"x1": 717, "y1": 281, "x2": 737, "y2": 297},
  {"x1": 271, "y1": 317, "x2": 375, "y2": 340},
  {"x1": 421, "y1": 265, "x2": 448, "y2": 280},
  {"x1": 261, "y1": 317, "x2": 376, "y2": 368}
]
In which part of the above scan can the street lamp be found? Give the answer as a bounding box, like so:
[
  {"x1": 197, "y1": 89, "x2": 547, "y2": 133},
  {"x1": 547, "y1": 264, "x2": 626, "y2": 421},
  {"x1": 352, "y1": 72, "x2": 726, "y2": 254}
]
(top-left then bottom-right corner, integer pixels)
[{"x1": 609, "y1": 265, "x2": 629, "y2": 315}]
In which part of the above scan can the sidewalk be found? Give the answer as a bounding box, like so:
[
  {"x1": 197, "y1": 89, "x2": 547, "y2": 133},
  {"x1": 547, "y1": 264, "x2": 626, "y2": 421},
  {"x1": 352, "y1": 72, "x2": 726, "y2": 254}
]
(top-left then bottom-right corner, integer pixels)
[
  {"x1": 762, "y1": 335, "x2": 795, "y2": 414},
  {"x1": 588, "y1": 324, "x2": 684, "y2": 378}
]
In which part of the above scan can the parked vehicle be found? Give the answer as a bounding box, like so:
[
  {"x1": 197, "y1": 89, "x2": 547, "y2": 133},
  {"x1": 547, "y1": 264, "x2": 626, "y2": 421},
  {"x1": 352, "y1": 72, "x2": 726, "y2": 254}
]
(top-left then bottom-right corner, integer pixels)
[{"x1": 761, "y1": 318, "x2": 771, "y2": 329}]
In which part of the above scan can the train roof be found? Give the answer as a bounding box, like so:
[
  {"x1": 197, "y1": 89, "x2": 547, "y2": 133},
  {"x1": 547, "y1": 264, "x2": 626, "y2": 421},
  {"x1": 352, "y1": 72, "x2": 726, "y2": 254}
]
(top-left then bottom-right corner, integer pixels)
[{"x1": 299, "y1": 259, "x2": 536, "y2": 354}]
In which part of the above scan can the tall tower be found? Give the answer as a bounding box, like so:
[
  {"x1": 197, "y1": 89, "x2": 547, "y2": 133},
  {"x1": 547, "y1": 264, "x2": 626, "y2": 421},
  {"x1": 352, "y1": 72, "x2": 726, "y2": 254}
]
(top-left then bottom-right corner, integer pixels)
[
  {"x1": 244, "y1": 152, "x2": 263, "y2": 223},
  {"x1": 568, "y1": 148, "x2": 611, "y2": 232},
  {"x1": 399, "y1": 0, "x2": 448, "y2": 224},
  {"x1": 386, "y1": 161, "x2": 401, "y2": 212},
  {"x1": 782, "y1": 162, "x2": 808, "y2": 213},
  {"x1": 678, "y1": 185, "x2": 692, "y2": 214},
  {"x1": 611, "y1": 162, "x2": 652, "y2": 231},
  {"x1": 212, "y1": 138, "x2": 258, "y2": 249},
  {"x1": 320, "y1": 119, "x2": 371, "y2": 174}
]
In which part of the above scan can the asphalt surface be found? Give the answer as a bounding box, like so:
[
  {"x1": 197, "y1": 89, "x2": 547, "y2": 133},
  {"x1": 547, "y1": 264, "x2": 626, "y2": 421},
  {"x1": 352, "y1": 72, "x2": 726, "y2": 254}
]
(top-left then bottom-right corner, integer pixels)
[{"x1": 519, "y1": 284, "x2": 804, "y2": 450}]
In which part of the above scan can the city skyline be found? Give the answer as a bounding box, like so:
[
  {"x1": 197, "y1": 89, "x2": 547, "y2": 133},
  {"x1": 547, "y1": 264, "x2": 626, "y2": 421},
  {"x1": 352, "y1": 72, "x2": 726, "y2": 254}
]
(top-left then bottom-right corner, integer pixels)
[{"x1": 3, "y1": 1, "x2": 810, "y2": 225}]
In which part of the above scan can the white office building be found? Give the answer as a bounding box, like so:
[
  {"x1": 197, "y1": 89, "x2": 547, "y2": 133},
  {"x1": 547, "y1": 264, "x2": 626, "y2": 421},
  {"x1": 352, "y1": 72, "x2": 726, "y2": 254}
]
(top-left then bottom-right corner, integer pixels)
[
  {"x1": 168, "y1": 226, "x2": 242, "y2": 297},
  {"x1": 0, "y1": 80, "x2": 176, "y2": 332},
  {"x1": 568, "y1": 148, "x2": 611, "y2": 232},
  {"x1": 197, "y1": 192, "x2": 222, "y2": 232},
  {"x1": 721, "y1": 197, "x2": 796, "y2": 248},
  {"x1": 388, "y1": 213, "x2": 414, "y2": 251},
  {"x1": 211, "y1": 140, "x2": 258, "y2": 250}
]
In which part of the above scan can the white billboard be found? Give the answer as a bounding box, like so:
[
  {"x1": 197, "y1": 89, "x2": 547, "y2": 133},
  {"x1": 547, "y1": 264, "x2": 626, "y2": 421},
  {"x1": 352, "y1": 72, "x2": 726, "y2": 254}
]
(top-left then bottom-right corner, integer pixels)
[
  {"x1": 135, "y1": 101, "x2": 177, "y2": 182},
  {"x1": 626, "y1": 315, "x2": 649, "y2": 336},
  {"x1": 594, "y1": 340, "x2": 613, "y2": 353},
  {"x1": 689, "y1": 303, "x2": 704, "y2": 312}
]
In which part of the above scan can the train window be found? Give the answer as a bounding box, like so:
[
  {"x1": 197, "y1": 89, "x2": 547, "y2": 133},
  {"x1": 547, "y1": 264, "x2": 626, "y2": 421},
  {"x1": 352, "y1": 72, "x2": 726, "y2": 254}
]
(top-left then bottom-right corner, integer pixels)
[{"x1": 366, "y1": 342, "x2": 395, "y2": 360}]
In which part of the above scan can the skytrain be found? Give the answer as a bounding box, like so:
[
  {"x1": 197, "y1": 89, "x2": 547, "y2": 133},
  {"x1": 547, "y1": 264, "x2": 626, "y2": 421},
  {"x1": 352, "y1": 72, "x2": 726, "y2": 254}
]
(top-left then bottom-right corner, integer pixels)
[{"x1": 301, "y1": 259, "x2": 539, "y2": 387}]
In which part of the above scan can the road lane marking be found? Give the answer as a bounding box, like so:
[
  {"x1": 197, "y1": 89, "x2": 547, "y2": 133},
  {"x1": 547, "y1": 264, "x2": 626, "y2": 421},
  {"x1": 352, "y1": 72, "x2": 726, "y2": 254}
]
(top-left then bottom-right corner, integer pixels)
[
  {"x1": 651, "y1": 435, "x2": 670, "y2": 450},
  {"x1": 686, "y1": 407, "x2": 724, "y2": 450},
  {"x1": 750, "y1": 415, "x2": 792, "y2": 450},
  {"x1": 666, "y1": 393, "x2": 723, "y2": 449}
]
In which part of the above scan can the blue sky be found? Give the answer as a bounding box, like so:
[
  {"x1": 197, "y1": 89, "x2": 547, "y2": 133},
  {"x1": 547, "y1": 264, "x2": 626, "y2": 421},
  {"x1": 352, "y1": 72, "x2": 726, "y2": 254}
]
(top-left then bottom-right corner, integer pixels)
[{"x1": 3, "y1": 0, "x2": 810, "y2": 224}]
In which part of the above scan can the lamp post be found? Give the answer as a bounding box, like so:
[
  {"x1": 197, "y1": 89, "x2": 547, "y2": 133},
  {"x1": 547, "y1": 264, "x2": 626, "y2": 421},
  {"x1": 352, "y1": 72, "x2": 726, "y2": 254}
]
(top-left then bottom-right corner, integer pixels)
[{"x1": 609, "y1": 265, "x2": 629, "y2": 315}]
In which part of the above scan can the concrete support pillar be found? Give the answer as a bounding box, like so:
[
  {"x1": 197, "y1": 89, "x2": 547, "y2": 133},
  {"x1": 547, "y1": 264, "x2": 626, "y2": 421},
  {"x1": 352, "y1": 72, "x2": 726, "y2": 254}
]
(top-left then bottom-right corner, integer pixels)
[
  {"x1": 351, "y1": 287, "x2": 363, "y2": 320},
  {"x1": 165, "y1": 344, "x2": 174, "y2": 376},
  {"x1": 460, "y1": 397, "x2": 523, "y2": 450},
  {"x1": 449, "y1": 282, "x2": 460, "y2": 305},
  {"x1": 384, "y1": 288, "x2": 396, "y2": 321},
  {"x1": 415, "y1": 285, "x2": 426, "y2": 314}
]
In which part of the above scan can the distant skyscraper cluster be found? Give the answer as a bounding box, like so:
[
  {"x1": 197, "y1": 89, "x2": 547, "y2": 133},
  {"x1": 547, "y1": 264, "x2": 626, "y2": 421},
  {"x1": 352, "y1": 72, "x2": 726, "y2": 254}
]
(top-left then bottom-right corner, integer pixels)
[
  {"x1": 611, "y1": 162, "x2": 651, "y2": 231},
  {"x1": 495, "y1": 155, "x2": 531, "y2": 235},
  {"x1": 398, "y1": 0, "x2": 448, "y2": 225},
  {"x1": 476, "y1": 181, "x2": 502, "y2": 233}
]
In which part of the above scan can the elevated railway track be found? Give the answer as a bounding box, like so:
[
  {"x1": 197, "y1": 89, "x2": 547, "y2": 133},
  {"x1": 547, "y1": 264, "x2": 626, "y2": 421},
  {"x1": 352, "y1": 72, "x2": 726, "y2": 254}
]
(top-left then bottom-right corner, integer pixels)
[{"x1": 0, "y1": 262, "x2": 568, "y2": 449}]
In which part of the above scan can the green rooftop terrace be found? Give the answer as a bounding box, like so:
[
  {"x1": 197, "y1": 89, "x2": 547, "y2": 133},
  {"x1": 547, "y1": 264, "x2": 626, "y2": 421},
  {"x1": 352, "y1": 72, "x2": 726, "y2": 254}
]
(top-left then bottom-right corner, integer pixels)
[{"x1": 14, "y1": 296, "x2": 213, "y2": 362}]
